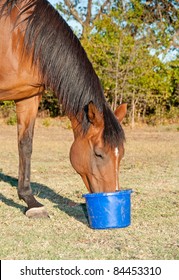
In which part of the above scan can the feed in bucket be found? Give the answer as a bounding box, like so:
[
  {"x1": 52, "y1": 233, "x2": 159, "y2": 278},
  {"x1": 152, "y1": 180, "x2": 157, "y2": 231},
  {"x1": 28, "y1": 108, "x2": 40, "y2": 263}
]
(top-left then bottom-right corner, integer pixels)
[{"x1": 83, "y1": 189, "x2": 133, "y2": 229}]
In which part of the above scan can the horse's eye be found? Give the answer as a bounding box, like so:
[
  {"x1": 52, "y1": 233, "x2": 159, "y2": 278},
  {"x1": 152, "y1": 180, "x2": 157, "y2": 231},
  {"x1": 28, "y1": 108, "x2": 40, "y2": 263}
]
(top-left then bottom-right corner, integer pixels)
[
  {"x1": 94, "y1": 146, "x2": 104, "y2": 159},
  {"x1": 95, "y1": 152, "x2": 103, "y2": 159}
]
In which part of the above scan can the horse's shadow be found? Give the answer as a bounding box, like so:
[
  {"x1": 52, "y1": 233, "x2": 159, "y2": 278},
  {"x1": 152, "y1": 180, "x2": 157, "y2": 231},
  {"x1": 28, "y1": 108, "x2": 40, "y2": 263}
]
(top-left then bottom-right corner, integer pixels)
[{"x1": 0, "y1": 172, "x2": 88, "y2": 225}]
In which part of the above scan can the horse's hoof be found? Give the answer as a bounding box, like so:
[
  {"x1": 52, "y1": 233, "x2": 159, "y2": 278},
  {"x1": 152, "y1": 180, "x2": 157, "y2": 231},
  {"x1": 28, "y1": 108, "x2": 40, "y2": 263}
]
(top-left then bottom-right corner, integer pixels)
[{"x1": 25, "y1": 206, "x2": 50, "y2": 218}]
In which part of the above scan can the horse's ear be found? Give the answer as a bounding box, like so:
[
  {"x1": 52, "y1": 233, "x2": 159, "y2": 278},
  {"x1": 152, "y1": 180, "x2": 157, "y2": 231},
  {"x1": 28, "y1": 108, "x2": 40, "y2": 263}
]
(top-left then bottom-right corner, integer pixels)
[
  {"x1": 114, "y1": 103, "x2": 127, "y2": 123},
  {"x1": 87, "y1": 101, "x2": 103, "y2": 126}
]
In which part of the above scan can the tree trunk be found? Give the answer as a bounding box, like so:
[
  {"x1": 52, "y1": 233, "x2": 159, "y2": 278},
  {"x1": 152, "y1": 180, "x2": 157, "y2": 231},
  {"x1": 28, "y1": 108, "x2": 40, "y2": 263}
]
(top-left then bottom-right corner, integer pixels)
[
  {"x1": 131, "y1": 90, "x2": 135, "y2": 129},
  {"x1": 112, "y1": 38, "x2": 123, "y2": 111}
]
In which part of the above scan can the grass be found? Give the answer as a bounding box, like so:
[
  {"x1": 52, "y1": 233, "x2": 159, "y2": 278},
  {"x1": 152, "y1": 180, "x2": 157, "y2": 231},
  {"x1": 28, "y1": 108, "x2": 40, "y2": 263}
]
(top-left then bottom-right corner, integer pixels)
[{"x1": 0, "y1": 119, "x2": 179, "y2": 260}]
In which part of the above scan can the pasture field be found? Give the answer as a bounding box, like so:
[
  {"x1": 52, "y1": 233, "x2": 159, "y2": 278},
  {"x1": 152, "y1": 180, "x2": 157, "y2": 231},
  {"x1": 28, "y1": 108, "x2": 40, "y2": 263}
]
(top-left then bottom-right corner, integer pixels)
[{"x1": 0, "y1": 119, "x2": 178, "y2": 260}]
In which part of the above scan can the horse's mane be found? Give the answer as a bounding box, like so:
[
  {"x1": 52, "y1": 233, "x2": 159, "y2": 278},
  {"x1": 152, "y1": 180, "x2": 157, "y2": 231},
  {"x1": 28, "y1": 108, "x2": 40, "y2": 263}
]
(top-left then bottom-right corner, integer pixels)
[{"x1": 0, "y1": 0, "x2": 125, "y2": 147}]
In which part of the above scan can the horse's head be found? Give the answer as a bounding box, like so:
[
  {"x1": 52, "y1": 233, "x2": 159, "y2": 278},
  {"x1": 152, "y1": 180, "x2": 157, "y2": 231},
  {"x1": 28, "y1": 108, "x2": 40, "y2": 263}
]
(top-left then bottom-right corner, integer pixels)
[{"x1": 70, "y1": 102, "x2": 127, "y2": 193}]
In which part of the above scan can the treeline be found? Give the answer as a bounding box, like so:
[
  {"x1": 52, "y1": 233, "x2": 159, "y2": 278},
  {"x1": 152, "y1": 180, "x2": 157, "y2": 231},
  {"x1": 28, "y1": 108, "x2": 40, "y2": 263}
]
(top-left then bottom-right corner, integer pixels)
[
  {"x1": 1, "y1": 0, "x2": 178, "y2": 126},
  {"x1": 58, "y1": 0, "x2": 179, "y2": 125}
]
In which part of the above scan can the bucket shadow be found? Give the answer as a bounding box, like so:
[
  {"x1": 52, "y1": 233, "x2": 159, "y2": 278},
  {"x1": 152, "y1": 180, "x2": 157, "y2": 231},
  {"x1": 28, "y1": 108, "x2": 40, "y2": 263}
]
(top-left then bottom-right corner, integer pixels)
[{"x1": 0, "y1": 172, "x2": 88, "y2": 225}]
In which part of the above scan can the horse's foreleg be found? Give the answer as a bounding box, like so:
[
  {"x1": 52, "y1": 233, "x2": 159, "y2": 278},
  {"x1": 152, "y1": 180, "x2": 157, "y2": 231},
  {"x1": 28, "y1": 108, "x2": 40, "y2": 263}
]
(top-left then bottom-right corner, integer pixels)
[{"x1": 15, "y1": 95, "x2": 49, "y2": 218}]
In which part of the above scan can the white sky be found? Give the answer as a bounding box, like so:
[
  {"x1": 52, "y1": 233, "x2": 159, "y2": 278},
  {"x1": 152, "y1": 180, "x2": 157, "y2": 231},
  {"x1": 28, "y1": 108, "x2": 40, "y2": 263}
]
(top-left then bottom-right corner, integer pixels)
[{"x1": 49, "y1": 0, "x2": 57, "y2": 5}]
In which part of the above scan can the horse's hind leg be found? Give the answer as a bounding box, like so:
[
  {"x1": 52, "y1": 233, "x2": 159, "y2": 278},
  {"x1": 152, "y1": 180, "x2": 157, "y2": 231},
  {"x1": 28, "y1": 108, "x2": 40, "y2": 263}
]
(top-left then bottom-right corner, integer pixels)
[{"x1": 15, "y1": 95, "x2": 49, "y2": 218}]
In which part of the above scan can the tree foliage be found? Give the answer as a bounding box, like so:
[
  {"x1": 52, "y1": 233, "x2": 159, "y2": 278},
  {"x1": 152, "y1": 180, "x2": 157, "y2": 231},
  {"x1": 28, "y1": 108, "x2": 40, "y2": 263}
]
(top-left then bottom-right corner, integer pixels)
[
  {"x1": 56, "y1": 0, "x2": 111, "y2": 37},
  {"x1": 57, "y1": 0, "x2": 179, "y2": 125}
]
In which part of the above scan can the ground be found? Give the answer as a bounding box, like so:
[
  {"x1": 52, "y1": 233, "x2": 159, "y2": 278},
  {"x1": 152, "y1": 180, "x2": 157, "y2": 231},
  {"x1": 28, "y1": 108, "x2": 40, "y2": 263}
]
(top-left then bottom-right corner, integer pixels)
[{"x1": 0, "y1": 119, "x2": 178, "y2": 260}]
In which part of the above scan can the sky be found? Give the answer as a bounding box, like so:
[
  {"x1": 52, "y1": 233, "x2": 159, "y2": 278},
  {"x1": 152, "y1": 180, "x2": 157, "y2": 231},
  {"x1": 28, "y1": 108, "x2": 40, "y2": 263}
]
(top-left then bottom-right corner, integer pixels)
[{"x1": 49, "y1": 0, "x2": 57, "y2": 5}]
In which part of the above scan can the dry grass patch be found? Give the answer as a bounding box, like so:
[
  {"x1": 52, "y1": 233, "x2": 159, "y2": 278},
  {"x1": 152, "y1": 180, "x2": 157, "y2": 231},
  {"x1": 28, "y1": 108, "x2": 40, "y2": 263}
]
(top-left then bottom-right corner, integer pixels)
[{"x1": 0, "y1": 121, "x2": 178, "y2": 259}]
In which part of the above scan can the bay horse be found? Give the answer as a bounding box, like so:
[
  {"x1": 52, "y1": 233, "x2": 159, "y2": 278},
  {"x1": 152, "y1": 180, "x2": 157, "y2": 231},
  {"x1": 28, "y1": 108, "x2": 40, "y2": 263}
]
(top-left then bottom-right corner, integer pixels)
[{"x1": 0, "y1": 0, "x2": 127, "y2": 218}]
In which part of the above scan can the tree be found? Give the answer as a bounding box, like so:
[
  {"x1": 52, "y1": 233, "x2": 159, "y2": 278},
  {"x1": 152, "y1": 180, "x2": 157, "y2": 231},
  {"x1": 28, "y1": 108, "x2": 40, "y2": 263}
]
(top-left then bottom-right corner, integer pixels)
[
  {"x1": 56, "y1": 0, "x2": 111, "y2": 37},
  {"x1": 56, "y1": 0, "x2": 179, "y2": 125},
  {"x1": 56, "y1": 0, "x2": 179, "y2": 50}
]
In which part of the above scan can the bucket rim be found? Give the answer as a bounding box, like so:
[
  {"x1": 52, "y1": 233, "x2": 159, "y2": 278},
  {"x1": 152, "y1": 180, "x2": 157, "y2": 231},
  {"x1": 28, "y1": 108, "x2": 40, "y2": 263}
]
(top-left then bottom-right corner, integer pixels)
[{"x1": 82, "y1": 189, "x2": 133, "y2": 198}]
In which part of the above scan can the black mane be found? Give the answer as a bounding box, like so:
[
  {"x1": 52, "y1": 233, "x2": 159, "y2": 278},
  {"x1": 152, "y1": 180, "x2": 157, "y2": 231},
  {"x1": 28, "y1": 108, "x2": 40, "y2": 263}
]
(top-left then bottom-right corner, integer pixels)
[{"x1": 0, "y1": 0, "x2": 125, "y2": 147}]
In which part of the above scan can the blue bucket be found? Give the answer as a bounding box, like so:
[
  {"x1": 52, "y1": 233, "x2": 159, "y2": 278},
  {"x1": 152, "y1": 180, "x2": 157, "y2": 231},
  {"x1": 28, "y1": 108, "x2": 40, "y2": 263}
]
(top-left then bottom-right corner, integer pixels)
[{"x1": 83, "y1": 190, "x2": 133, "y2": 229}]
